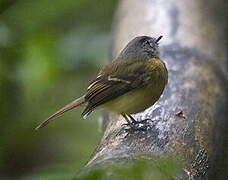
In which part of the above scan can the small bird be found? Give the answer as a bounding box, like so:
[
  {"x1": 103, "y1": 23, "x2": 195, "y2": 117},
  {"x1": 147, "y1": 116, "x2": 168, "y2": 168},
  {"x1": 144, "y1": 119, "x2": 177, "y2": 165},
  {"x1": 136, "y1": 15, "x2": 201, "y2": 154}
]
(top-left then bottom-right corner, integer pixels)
[{"x1": 35, "y1": 35, "x2": 168, "y2": 130}]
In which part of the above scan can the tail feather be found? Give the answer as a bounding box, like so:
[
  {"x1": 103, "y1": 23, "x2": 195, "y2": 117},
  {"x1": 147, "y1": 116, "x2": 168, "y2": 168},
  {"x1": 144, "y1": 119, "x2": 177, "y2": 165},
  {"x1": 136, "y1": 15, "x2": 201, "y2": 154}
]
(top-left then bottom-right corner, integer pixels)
[{"x1": 35, "y1": 95, "x2": 85, "y2": 130}]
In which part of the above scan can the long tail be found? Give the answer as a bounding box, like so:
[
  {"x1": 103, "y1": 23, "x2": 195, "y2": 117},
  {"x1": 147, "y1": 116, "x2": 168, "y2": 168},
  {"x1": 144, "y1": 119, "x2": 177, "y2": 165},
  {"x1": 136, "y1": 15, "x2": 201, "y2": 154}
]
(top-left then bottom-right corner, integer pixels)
[{"x1": 35, "y1": 95, "x2": 86, "y2": 130}]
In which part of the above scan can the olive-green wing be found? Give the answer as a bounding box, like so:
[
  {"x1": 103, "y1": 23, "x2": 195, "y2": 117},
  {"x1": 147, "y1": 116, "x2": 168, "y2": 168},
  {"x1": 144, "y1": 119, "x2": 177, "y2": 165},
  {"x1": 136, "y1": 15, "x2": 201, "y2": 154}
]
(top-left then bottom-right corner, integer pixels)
[
  {"x1": 82, "y1": 75, "x2": 134, "y2": 117},
  {"x1": 81, "y1": 74, "x2": 148, "y2": 118},
  {"x1": 81, "y1": 59, "x2": 152, "y2": 118}
]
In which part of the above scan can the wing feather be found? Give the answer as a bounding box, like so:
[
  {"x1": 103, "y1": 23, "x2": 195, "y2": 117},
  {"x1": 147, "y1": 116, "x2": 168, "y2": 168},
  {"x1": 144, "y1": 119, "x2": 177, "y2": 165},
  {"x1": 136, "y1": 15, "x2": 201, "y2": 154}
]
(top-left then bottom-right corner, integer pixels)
[
  {"x1": 81, "y1": 59, "x2": 151, "y2": 117},
  {"x1": 82, "y1": 75, "x2": 145, "y2": 117}
]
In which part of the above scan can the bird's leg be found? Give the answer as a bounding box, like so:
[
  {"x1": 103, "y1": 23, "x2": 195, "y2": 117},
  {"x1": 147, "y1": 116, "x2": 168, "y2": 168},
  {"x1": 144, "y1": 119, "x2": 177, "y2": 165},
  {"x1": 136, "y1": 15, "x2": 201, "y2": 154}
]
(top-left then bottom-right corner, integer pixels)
[
  {"x1": 129, "y1": 114, "x2": 154, "y2": 125},
  {"x1": 128, "y1": 114, "x2": 153, "y2": 124},
  {"x1": 122, "y1": 114, "x2": 150, "y2": 131},
  {"x1": 122, "y1": 114, "x2": 136, "y2": 129},
  {"x1": 127, "y1": 114, "x2": 151, "y2": 125},
  {"x1": 127, "y1": 114, "x2": 137, "y2": 123}
]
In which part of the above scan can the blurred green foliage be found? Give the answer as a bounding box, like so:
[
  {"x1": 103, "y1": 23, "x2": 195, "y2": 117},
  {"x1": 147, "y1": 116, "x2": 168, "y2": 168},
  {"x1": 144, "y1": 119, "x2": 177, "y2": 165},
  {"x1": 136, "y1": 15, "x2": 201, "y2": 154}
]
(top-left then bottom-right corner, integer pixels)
[
  {"x1": 75, "y1": 157, "x2": 181, "y2": 180},
  {"x1": 0, "y1": 0, "x2": 118, "y2": 178},
  {"x1": 1, "y1": 0, "x2": 227, "y2": 179}
]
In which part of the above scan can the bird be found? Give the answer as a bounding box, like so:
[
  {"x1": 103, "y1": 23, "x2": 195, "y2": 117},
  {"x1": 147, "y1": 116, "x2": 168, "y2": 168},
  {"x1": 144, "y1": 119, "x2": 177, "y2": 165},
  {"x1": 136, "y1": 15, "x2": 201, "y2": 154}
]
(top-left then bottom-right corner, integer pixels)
[{"x1": 35, "y1": 35, "x2": 168, "y2": 130}]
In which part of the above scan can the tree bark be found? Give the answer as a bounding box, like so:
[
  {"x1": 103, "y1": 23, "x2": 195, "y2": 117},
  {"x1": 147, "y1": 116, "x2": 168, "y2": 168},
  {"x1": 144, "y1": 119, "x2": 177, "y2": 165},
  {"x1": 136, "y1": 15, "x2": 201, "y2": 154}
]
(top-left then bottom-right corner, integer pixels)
[{"x1": 80, "y1": 0, "x2": 228, "y2": 179}]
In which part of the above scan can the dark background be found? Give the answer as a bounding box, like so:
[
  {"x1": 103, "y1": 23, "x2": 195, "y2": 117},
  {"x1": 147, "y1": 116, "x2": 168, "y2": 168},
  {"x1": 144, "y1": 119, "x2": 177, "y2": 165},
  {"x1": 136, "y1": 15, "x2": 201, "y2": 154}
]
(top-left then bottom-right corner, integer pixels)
[{"x1": 0, "y1": 0, "x2": 119, "y2": 179}]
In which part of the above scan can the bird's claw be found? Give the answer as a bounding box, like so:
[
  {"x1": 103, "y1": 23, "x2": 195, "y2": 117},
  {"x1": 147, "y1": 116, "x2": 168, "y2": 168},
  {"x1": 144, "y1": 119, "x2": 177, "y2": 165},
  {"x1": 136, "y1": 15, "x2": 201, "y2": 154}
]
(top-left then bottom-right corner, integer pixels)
[{"x1": 122, "y1": 118, "x2": 153, "y2": 132}]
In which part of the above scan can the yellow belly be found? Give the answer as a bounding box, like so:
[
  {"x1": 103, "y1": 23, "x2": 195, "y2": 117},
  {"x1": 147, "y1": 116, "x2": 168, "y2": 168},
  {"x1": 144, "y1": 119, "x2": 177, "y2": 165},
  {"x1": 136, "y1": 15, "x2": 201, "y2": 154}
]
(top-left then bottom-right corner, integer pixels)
[
  {"x1": 97, "y1": 58, "x2": 168, "y2": 115},
  {"x1": 100, "y1": 85, "x2": 164, "y2": 114}
]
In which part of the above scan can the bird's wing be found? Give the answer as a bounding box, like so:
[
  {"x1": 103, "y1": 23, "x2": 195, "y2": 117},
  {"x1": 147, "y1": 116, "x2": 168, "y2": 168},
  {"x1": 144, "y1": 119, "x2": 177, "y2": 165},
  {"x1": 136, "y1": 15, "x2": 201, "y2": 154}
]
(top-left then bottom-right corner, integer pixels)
[{"x1": 81, "y1": 61, "x2": 150, "y2": 118}]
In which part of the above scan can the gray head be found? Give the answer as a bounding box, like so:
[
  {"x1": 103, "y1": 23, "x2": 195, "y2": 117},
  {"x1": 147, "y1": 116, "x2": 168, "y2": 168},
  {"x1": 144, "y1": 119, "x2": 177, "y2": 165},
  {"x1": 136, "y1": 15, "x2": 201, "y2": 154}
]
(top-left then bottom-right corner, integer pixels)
[{"x1": 117, "y1": 35, "x2": 162, "y2": 60}]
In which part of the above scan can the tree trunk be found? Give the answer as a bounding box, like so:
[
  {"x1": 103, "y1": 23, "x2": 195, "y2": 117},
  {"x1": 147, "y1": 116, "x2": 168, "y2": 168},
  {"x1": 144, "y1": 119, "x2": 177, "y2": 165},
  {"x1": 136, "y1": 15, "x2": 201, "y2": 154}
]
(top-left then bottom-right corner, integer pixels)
[{"x1": 79, "y1": 0, "x2": 228, "y2": 179}]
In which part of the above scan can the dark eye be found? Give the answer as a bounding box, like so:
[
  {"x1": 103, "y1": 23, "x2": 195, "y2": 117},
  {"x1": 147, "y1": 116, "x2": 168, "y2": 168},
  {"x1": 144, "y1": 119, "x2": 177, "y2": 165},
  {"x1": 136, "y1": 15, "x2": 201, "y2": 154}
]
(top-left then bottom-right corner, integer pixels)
[
  {"x1": 143, "y1": 40, "x2": 151, "y2": 47},
  {"x1": 145, "y1": 40, "x2": 150, "y2": 45}
]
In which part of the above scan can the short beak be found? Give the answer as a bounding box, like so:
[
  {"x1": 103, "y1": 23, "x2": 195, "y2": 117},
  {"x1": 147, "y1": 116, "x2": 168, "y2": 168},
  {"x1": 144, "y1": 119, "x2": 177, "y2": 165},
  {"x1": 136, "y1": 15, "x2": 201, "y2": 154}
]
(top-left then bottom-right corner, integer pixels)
[{"x1": 155, "y1": 35, "x2": 163, "y2": 43}]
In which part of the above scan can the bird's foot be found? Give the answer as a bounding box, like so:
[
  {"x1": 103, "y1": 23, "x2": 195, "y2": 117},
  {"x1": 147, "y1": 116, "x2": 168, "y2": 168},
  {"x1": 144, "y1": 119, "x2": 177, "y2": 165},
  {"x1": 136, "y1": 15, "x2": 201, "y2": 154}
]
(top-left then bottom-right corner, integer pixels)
[
  {"x1": 123, "y1": 118, "x2": 153, "y2": 132},
  {"x1": 121, "y1": 114, "x2": 154, "y2": 135}
]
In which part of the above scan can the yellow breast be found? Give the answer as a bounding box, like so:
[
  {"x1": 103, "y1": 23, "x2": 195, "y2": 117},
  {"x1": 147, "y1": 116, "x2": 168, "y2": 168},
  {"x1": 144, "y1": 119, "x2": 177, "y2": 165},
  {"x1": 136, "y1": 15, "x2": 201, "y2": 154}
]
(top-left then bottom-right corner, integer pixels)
[
  {"x1": 101, "y1": 85, "x2": 163, "y2": 114},
  {"x1": 102, "y1": 59, "x2": 167, "y2": 114}
]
